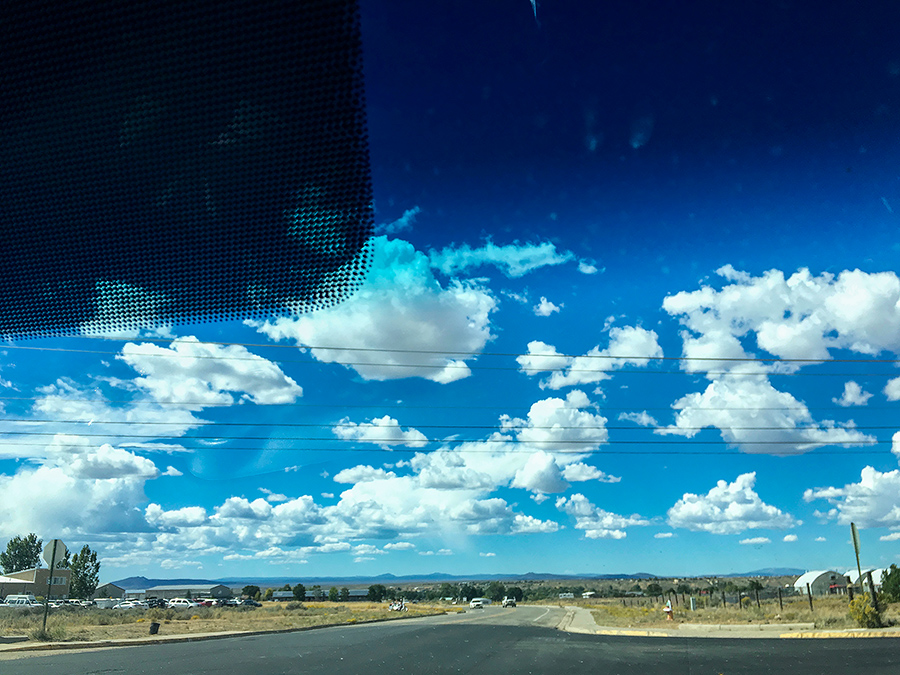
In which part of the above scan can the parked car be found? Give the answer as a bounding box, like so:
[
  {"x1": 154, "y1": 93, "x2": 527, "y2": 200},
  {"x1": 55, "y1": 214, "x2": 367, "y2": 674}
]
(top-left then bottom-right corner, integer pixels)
[
  {"x1": 223, "y1": 598, "x2": 241, "y2": 606},
  {"x1": 241, "y1": 599, "x2": 262, "y2": 607},
  {"x1": 3, "y1": 595, "x2": 42, "y2": 608},
  {"x1": 167, "y1": 598, "x2": 201, "y2": 609},
  {"x1": 147, "y1": 598, "x2": 168, "y2": 608}
]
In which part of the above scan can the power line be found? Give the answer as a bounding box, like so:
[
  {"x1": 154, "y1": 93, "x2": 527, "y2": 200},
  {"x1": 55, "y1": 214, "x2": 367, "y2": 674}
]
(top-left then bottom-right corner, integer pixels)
[
  {"x1": 0, "y1": 439, "x2": 890, "y2": 455},
  {"x1": 5, "y1": 341, "x2": 900, "y2": 377},
  {"x1": 0, "y1": 428, "x2": 884, "y2": 445},
  {"x1": 61, "y1": 334, "x2": 900, "y2": 365},
  {"x1": 1, "y1": 417, "x2": 898, "y2": 433}
]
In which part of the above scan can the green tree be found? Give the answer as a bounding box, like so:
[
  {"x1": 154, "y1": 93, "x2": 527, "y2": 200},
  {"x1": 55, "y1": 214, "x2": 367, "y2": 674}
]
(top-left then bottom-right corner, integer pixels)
[
  {"x1": 264, "y1": 588, "x2": 274, "y2": 601},
  {"x1": 367, "y1": 584, "x2": 387, "y2": 601},
  {"x1": 340, "y1": 587, "x2": 350, "y2": 602},
  {"x1": 645, "y1": 582, "x2": 663, "y2": 596},
  {"x1": 312, "y1": 585, "x2": 325, "y2": 600},
  {"x1": 0, "y1": 533, "x2": 42, "y2": 574},
  {"x1": 438, "y1": 582, "x2": 457, "y2": 599},
  {"x1": 69, "y1": 545, "x2": 100, "y2": 599},
  {"x1": 292, "y1": 583, "x2": 307, "y2": 601},
  {"x1": 506, "y1": 586, "x2": 524, "y2": 602},
  {"x1": 881, "y1": 564, "x2": 900, "y2": 603},
  {"x1": 747, "y1": 580, "x2": 764, "y2": 592},
  {"x1": 328, "y1": 586, "x2": 339, "y2": 602},
  {"x1": 486, "y1": 581, "x2": 506, "y2": 602},
  {"x1": 242, "y1": 585, "x2": 261, "y2": 599}
]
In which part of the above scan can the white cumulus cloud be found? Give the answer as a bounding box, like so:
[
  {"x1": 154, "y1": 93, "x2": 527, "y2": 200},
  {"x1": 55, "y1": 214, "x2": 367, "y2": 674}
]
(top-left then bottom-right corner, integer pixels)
[
  {"x1": 253, "y1": 237, "x2": 496, "y2": 384},
  {"x1": 556, "y1": 493, "x2": 649, "y2": 539},
  {"x1": 667, "y1": 472, "x2": 798, "y2": 534},
  {"x1": 533, "y1": 297, "x2": 561, "y2": 316},
  {"x1": 333, "y1": 416, "x2": 428, "y2": 450},
  {"x1": 119, "y1": 336, "x2": 302, "y2": 409},
  {"x1": 803, "y1": 466, "x2": 900, "y2": 528},
  {"x1": 833, "y1": 381, "x2": 873, "y2": 407},
  {"x1": 520, "y1": 326, "x2": 662, "y2": 390}
]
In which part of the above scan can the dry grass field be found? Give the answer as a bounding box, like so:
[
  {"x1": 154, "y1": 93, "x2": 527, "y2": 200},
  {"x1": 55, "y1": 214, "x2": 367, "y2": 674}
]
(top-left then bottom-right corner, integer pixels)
[
  {"x1": 0, "y1": 602, "x2": 454, "y2": 643},
  {"x1": 586, "y1": 596, "x2": 900, "y2": 630}
]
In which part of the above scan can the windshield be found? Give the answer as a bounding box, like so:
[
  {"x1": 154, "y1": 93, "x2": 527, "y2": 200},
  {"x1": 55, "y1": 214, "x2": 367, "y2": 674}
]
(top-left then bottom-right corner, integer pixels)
[{"x1": 1, "y1": 0, "x2": 898, "y2": 661}]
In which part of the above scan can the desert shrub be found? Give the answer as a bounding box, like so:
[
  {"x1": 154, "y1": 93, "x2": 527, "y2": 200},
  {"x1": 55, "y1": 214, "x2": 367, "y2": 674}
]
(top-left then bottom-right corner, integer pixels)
[
  {"x1": 285, "y1": 602, "x2": 304, "y2": 611},
  {"x1": 849, "y1": 593, "x2": 882, "y2": 628},
  {"x1": 29, "y1": 622, "x2": 67, "y2": 642},
  {"x1": 147, "y1": 608, "x2": 176, "y2": 622}
]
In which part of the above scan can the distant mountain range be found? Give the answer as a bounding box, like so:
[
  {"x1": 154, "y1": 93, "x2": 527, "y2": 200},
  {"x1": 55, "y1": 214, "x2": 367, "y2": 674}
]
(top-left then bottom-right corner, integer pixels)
[{"x1": 108, "y1": 568, "x2": 805, "y2": 590}]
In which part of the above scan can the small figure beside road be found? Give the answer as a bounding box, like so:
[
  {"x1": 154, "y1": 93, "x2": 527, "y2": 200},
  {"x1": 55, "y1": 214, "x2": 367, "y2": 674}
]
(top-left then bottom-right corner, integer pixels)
[{"x1": 663, "y1": 599, "x2": 674, "y2": 621}]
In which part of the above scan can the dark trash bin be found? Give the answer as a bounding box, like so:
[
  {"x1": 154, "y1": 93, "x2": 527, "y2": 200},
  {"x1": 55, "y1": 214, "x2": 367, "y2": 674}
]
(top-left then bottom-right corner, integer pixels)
[{"x1": 149, "y1": 622, "x2": 160, "y2": 635}]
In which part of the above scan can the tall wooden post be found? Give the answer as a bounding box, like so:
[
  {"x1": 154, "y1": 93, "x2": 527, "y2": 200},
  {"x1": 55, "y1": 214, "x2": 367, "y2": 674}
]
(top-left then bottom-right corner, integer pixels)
[
  {"x1": 721, "y1": 591, "x2": 726, "y2": 609},
  {"x1": 777, "y1": 587, "x2": 783, "y2": 610},
  {"x1": 755, "y1": 589, "x2": 760, "y2": 608},
  {"x1": 806, "y1": 583, "x2": 814, "y2": 612},
  {"x1": 865, "y1": 572, "x2": 880, "y2": 616},
  {"x1": 41, "y1": 540, "x2": 59, "y2": 632}
]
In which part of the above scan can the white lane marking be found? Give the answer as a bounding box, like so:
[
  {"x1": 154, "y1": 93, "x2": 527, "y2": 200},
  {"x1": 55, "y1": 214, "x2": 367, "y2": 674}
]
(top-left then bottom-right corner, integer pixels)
[{"x1": 532, "y1": 607, "x2": 552, "y2": 623}]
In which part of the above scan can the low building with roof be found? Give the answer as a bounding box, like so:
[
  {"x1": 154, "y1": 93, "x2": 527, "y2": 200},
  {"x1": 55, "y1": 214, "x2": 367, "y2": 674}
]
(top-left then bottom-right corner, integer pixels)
[
  {"x1": 272, "y1": 590, "x2": 295, "y2": 601},
  {"x1": 145, "y1": 584, "x2": 232, "y2": 600},
  {"x1": 92, "y1": 583, "x2": 126, "y2": 600},
  {"x1": 845, "y1": 568, "x2": 886, "y2": 590},
  {"x1": 793, "y1": 570, "x2": 848, "y2": 596},
  {"x1": 0, "y1": 568, "x2": 70, "y2": 599}
]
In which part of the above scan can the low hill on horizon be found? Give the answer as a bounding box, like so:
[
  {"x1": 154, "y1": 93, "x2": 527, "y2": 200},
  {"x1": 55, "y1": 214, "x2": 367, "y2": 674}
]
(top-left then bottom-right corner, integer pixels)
[{"x1": 108, "y1": 568, "x2": 805, "y2": 590}]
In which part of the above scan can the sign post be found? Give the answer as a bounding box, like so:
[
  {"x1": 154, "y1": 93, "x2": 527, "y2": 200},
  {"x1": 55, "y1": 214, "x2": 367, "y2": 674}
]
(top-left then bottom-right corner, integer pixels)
[
  {"x1": 851, "y1": 522, "x2": 864, "y2": 593},
  {"x1": 41, "y1": 539, "x2": 66, "y2": 632}
]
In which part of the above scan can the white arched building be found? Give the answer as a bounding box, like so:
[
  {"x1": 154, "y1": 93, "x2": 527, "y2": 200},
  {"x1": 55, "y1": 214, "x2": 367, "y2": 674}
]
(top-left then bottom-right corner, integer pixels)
[
  {"x1": 793, "y1": 570, "x2": 848, "y2": 596},
  {"x1": 845, "y1": 568, "x2": 885, "y2": 590}
]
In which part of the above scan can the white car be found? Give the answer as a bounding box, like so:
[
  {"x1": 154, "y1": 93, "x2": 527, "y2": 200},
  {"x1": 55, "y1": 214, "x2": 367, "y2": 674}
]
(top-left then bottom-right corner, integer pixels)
[
  {"x1": 469, "y1": 599, "x2": 483, "y2": 609},
  {"x1": 3, "y1": 595, "x2": 41, "y2": 608},
  {"x1": 167, "y1": 598, "x2": 200, "y2": 609}
]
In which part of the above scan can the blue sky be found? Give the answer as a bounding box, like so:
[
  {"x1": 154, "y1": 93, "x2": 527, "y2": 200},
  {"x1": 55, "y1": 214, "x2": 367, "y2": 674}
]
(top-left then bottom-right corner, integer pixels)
[{"x1": 3, "y1": 1, "x2": 900, "y2": 582}]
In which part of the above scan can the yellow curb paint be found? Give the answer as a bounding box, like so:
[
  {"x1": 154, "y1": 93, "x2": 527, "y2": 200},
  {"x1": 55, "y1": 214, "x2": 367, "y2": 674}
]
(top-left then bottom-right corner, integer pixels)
[
  {"x1": 780, "y1": 632, "x2": 900, "y2": 639},
  {"x1": 596, "y1": 629, "x2": 671, "y2": 638}
]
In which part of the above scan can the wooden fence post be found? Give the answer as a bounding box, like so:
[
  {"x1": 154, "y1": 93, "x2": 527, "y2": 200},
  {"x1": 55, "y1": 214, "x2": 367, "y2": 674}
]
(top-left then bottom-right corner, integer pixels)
[
  {"x1": 777, "y1": 587, "x2": 783, "y2": 611},
  {"x1": 755, "y1": 589, "x2": 760, "y2": 608},
  {"x1": 721, "y1": 591, "x2": 726, "y2": 609},
  {"x1": 806, "y1": 583, "x2": 814, "y2": 612},
  {"x1": 866, "y1": 572, "x2": 880, "y2": 615}
]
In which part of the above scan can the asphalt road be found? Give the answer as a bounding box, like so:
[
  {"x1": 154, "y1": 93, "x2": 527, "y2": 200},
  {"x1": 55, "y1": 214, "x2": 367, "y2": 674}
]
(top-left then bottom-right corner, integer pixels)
[{"x1": 3, "y1": 605, "x2": 899, "y2": 675}]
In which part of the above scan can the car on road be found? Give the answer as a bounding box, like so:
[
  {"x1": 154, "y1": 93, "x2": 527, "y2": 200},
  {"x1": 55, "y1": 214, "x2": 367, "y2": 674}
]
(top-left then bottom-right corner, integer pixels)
[
  {"x1": 502, "y1": 597, "x2": 517, "y2": 608},
  {"x1": 469, "y1": 599, "x2": 483, "y2": 609}
]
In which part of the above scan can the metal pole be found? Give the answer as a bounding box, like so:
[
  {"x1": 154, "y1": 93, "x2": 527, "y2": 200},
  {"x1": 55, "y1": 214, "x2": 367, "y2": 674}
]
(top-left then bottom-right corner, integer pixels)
[
  {"x1": 806, "y1": 583, "x2": 814, "y2": 612},
  {"x1": 42, "y1": 540, "x2": 59, "y2": 632}
]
